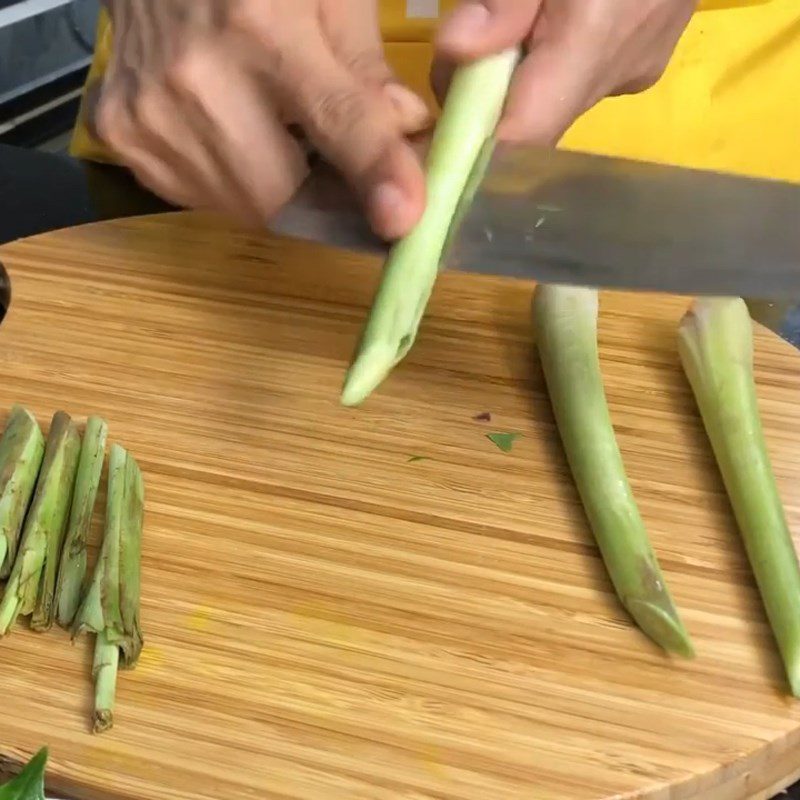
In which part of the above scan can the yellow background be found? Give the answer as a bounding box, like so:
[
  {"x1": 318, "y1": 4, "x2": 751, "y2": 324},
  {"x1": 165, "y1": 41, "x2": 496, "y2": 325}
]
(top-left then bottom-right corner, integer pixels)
[{"x1": 71, "y1": 0, "x2": 799, "y2": 183}]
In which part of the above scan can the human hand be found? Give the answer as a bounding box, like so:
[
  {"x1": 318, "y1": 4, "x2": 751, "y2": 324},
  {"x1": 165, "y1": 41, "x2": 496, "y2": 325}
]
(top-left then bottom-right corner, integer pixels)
[
  {"x1": 90, "y1": 0, "x2": 431, "y2": 239},
  {"x1": 433, "y1": 0, "x2": 696, "y2": 145}
]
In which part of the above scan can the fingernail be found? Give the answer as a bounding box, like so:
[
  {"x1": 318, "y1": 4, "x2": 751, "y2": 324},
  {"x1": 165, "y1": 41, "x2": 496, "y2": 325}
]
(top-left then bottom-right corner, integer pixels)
[
  {"x1": 440, "y1": 2, "x2": 490, "y2": 47},
  {"x1": 384, "y1": 83, "x2": 430, "y2": 129},
  {"x1": 370, "y1": 181, "x2": 409, "y2": 238}
]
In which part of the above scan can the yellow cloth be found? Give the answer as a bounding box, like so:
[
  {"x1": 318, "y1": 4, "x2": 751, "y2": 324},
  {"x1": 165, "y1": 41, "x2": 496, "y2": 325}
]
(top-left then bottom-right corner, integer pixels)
[{"x1": 70, "y1": 0, "x2": 799, "y2": 182}]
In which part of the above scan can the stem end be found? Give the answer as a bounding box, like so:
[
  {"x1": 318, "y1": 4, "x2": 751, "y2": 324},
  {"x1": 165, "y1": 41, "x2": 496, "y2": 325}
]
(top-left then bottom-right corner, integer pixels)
[
  {"x1": 92, "y1": 709, "x2": 113, "y2": 734},
  {"x1": 626, "y1": 599, "x2": 695, "y2": 659}
]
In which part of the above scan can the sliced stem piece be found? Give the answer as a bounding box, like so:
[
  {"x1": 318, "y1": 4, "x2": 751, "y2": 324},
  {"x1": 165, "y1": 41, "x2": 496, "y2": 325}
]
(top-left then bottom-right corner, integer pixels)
[
  {"x1": 55, "y1": 415, "x2": 108, "y2": 628},
  {"x1": 117, "y1": 451, "x2": 144, "y2": 667},
  {"x1": 533, "y1": 285, "x2": 694, "y2": 657},
  {"x1": 30, "y1": 413, "x2": 82, "y2": 632},
  {"x1": 0, "y1": 406, "x2": 45, "y2": 578},
  {"x1": 73, "y1": 443, "x2": 125, "y2": 640},
  {"x1": 679, "y1": 296, "x2": 800, "y2": 694},
  {"x1": 341, "y1": 48, "x2": 520, "y2": 407},
  {"x1": 93, "y1": 629, "x2": 120, "y2": 734},
  {"x1": 0, "y1": 412, "x2": 81, "y2": 635},
  {"x1": 74, "y1": 444, "x2": 144, "y2": 732}
]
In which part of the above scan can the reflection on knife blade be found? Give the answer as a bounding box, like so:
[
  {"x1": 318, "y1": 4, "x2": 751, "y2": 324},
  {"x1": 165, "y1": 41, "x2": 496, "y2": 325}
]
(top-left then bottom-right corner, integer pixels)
[{"x1": 269, "y1": 144, "x2": 800, "y2": 300}]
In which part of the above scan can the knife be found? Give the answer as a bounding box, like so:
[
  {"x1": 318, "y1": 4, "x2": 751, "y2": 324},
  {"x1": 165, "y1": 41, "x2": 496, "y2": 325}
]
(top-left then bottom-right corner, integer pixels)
[{"x1": 268, "y1": 144, "x2": 800, "y2": 300}]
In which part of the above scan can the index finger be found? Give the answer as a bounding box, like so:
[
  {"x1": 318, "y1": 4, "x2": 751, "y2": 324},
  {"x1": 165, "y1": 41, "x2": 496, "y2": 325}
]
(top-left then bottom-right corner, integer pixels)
[{"x1": 274, "y1": 21, "x2": 427, "y2": 240}]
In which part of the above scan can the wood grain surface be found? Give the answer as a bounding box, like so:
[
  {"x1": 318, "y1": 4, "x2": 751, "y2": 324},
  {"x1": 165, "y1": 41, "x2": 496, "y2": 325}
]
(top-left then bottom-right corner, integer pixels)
[{"x1": 0, "y1": 212, "x2": 800, "y2": 800}]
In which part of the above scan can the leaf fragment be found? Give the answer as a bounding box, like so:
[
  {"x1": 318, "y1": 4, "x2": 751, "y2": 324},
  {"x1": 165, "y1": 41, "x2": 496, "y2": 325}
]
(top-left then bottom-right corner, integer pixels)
[
  {"x1": 486, "y1": 432, "x2": 520, "y2": 453},
  {"x1": 0, "y1": 748, "x2": 47, "y2": 800}
]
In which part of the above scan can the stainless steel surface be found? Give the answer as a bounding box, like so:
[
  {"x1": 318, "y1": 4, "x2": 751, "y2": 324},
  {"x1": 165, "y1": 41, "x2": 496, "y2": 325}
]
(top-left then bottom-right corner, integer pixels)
[
  {"x1": 0, "y1": 0, "x2": 97, "y2": 101},
  {"x1": 268, "y1": 160, "x2": 389, "y2": 258},
  {"x1": 454, "y1": 145, "x2": 800, "y2": 298},
  {"x1": 270, "y1": 146, "x2": 800, "y2": 299}
]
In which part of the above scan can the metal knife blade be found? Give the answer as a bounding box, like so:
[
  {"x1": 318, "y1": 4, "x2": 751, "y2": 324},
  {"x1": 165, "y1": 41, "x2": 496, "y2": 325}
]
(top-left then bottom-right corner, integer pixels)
[{"x1": 268, "y1": 145, "x2": 800, "y2": 299}]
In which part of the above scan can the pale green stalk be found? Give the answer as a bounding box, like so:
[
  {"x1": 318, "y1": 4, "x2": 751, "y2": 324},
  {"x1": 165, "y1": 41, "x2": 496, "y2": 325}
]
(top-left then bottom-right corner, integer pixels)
[
  {"x1": 0, "y1": 412, "x2": 81, "y2": 635},
  {"x1": 30, "y1": 413, "x2": 82, "y2": 632},
  {"x1": 116, "y1": 452, "x2": 144, "y2": 666},
  {"x1": 0, "y1": 406, "x2": 45, "y2": 578},
  {"x1": 93, "y1": 629, "x2": 120, "y2": 734},
  {"x1": 341, "y1": 48, "x2": 520, "y2": 406},
  {"x1": 73, "y1": 443, "x2": 125, "y2": 640},
  {"x1": 55, "y1": 415, "x2": 108, "y2": 628},
  {"x1": 533, "y1": 285, "x2": 694, "y2": 657},
  {"x1": 679, "y1": 296, "x2": 800, "y2": 694},
  {"x1": 74, "y1": 444, "x2": 144, "y2": 733}
]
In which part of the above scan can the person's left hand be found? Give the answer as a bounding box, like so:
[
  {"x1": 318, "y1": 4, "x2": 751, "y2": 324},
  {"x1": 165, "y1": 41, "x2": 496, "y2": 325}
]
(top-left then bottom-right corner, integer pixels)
[
  {"x1": 88, "y1": 0, "x2": 431, "y2": 239},
  {"x1": 432, "y1": 0, "x2": 697, "y2": 145}
]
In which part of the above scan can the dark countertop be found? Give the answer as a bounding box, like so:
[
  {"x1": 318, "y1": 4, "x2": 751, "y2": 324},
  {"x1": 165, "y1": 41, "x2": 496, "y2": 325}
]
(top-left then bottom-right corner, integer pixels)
[
  {"x1": 0, "y1": 142, "x2": 798, "y2": 800},
  {"x1": 0, "y1": 143, "x2": 172, "y2": 246}
]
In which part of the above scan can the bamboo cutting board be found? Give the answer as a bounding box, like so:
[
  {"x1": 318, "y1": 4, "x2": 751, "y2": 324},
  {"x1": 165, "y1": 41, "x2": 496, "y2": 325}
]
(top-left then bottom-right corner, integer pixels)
[{"x1": 1, "y1": 212, "x2": 800, "y2": 800}]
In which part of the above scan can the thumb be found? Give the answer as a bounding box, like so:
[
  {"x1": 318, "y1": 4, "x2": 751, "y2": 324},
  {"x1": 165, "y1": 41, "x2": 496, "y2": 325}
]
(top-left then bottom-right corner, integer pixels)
[
  {"x1": 496, "y1": 40, "x2": 598, "y2": 145},
  {"x1": 436, "y1": 0, "x2": 542, "y2": 61}
]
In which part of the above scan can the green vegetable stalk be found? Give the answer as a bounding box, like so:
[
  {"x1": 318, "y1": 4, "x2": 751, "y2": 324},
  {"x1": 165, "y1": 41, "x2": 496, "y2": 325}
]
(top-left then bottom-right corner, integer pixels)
[
  {"x1": 679, "y1": 296, "x2": 800, "y2": 694},
  {"x1": 0, "y1": 412, "x2": 81, "y2": 635},
  {"x1": 73, "y1": 443, "x2": 144, "y2": 733},
  {"x1": 0, "y1": 406, "x2": 45, "y2": 579},
  {"x1": 0, "y1": 747, "x2": 48, "y2": 800},
  {"x1": 55, "y1": 415, "x2": 108, "y2": 628},
  {"x1": 341, "y1": 47, "x2": 520, "y2": 407},
  {"x1": 533, "y1": 285, "x2": 694, "y2": 657}
]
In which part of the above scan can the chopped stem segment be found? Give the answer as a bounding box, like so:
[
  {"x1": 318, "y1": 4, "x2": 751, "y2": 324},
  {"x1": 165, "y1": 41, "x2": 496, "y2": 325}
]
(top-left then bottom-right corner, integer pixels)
[
  {"x1": 74, "y1": 443, "x2": 144, "y2": 732},
  {"x1": 55, "y1": 415, "x2": 108, "y2": 628},
  {"x1": 533, "y1": 285, "x2": 694, "y2": 657},
  {"x1": 679, "y1": 296, "x2": 800, "y2": 694},
  {"x1": 117, "y1": 450, "x2": 144, "y2": 664},
  {"x1": 30, "y1": 414, "x2": 82, "y2": 632},
  {"x1": 0, "y1": 406, "x2": 45, "y2": 578},
  {"x1": 0, "y1": 411, "x2": 81, "y2": 635},
  {"x1": 341, "y1": 48, "x2": 520, "y2": 407},
  {"x1": 93, "y1": 630, "x2": 120, "y2": 734}
]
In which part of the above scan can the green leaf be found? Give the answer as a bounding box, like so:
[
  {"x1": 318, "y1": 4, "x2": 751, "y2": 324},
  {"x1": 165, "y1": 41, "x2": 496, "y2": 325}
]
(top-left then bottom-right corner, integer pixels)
[
  {"x1": 407, "y1": 455, "x2": 430, "y2": 463},
  {"x1": 486, "y1": 433, "x2": 520, "y2": 453},
  {"x1": 0, "y1": 748, "x2": 47, "y2": 800}
]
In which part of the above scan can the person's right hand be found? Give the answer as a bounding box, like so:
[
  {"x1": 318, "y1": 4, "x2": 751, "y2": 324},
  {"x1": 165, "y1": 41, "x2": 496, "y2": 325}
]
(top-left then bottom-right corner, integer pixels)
[
  {"x1": 89, "y1": 0, "x2": 431, "y2": 239},
  {"x1": 432, "y1": 0, "x2": 695, "y2": 146}
]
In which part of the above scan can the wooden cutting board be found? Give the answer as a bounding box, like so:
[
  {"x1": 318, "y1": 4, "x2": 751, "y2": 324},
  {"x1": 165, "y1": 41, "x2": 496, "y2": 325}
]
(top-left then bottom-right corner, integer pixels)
[{"x1": 1, "y1": 212, "x2": 800, "y2": 800}]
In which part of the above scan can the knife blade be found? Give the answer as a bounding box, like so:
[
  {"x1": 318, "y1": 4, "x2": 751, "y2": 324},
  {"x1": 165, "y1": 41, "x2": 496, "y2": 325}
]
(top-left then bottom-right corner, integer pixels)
[{"x1": 268, "y1": 145, "x2": 800, "y2": 299}]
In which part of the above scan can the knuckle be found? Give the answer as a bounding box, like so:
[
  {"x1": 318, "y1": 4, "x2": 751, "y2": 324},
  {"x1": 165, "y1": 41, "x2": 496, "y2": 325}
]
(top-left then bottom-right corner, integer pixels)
[
  {"x1": 226, "y1": 1, "x2": 282, "y2": 71},
  {"x1": 342, "y1": 48, "x2": 390, "y2": 81},
  {"x1": 93, "y1": 94, "x2": 127, "y2": 150},
  {"x1": 242, "y1": 155, "x2": 307, "y2": 220},
  {"x1": 227, "y1": 0, "x2": 271, "y2": 40},
  {"x1": 307, "y1": 88, "x2": 366, "y2": 136},
  {"x1": 131, "y1": 88, "x2": 163, "y2": 132},
  {"x1": 164, "y1": 49, "x2": 206, "y2": 94},
  {"x1": 256, "y1": 185, "x2": 295, "y2": 221}
]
